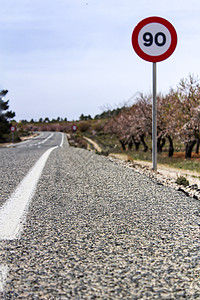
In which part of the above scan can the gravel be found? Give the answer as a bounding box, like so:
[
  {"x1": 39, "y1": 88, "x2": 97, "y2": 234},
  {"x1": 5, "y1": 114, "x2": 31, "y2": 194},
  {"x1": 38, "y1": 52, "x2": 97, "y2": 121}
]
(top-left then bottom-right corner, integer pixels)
[
  {"x1": 1, "y1": 140, "x2": 200, "y2": 299},
  {"x1": 109, "y1": 157, "x2": 200, "y2": 201}
]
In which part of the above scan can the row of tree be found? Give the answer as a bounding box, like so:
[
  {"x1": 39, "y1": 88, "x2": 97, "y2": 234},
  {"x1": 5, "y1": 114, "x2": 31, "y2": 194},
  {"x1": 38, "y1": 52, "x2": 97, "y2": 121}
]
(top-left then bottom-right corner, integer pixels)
[
  {"x1": 104, "y1": 75, "x2": 200, "y2": 158},
  {"x1": 23, "y1": 109, "x2": 123, "y2": 123},
  {"x1": 20, "y1": 117, "x2": 68, "y2": 123}
]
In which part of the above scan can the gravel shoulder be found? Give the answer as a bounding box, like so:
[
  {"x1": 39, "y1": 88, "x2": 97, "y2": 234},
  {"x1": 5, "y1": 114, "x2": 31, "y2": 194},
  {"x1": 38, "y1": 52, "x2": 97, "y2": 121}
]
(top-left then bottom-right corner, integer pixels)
[
  {"x1": 109, "y1": 153, "x2": 200, "y2": 200},
  {"x1": 1, "y1": 142, "x2": 200, "y2": 299},
  {"x1": 109, "y1": 153, "x2": 200, "y2": 185},
  {"x1": 81, "y1": 137, "x2": 200, "y2": 187},
  {"x1": 79, "y1": 136, "x2": 200, "y2": 199}
]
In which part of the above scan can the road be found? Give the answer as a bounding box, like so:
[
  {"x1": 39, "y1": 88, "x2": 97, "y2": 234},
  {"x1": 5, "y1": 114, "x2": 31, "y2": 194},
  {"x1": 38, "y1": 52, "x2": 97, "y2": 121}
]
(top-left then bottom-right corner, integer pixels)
[{"x1": 0, "y1": 132, "x2": 200, "y2": 299}]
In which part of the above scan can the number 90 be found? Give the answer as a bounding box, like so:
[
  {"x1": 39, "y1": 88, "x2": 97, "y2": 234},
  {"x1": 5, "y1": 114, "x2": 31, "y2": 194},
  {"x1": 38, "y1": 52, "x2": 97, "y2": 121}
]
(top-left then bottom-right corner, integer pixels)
[{"x1": 143, "y1": 32, "x2": 166, "y2": 47}]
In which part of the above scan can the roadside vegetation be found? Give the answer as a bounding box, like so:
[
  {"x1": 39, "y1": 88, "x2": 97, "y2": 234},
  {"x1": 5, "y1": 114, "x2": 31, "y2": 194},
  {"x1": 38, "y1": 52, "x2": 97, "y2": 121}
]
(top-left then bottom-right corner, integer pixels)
[
  {"x1": 3, "y1": 75, "x2": 200, "y2": 173},
  {"x1": 0, "y1": 90, "x2": 19, "y2": 143}
]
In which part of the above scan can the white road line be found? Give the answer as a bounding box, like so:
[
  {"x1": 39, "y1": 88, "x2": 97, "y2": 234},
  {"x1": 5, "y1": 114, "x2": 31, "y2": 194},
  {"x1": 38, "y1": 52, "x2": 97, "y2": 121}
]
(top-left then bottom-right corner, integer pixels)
[
  {"x1": 7, "y1": 133, "x2": 44, "y2": 148},
  {"x1": 37, "y1": 132, "x2": 54, "y2": 145},
  {"x1": 60, "y1": 132, "x2": 64, "y2": 147},
  {"x1": 0, "y1": 133, "x2": 63, "y2": 293},
  {"x1": 0, "y1": 145, "x2": 58, "y2": 240},
  {"x1": 31, "y1": 132, "x2": 54, "y2": 147},
  {"x1": 0, "y1": 264, "x2": 8, "y2": 293}
]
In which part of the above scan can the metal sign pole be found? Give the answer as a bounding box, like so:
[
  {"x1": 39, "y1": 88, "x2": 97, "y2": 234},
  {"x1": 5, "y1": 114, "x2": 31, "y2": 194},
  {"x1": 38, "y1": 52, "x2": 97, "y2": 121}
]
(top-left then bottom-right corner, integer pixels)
[
  {"x1": 132, "y1": 17, "x2": 177, "y2": 171},
  {"x1": 152, "y1": 62, "x2": 157, "y2": 171}
]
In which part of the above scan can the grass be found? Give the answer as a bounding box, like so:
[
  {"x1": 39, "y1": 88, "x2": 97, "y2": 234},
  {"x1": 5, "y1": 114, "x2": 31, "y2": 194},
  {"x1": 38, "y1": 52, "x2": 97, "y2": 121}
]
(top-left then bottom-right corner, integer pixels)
[
  {"x1": 84, "y1": 133, "x2": 120, "y2": 152},
  {"x1": 123, "y1": 150, "x2": 200, "y2": 173},
  {"x1": 79, "y1": 132, "x2": 200, "y2": 173}
]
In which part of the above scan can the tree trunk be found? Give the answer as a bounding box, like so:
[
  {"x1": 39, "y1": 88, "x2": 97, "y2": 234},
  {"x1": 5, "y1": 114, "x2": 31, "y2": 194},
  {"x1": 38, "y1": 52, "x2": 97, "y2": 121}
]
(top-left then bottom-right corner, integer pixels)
[
  {"x1": 128, "y1": 137, "x2": 133, "y2": 150},
  {"x1": 140, "y1": 135, "x2": 148, "y2": 152},
  {"x1": 157, "y1": 136, "x2": 166, "y2": 153},
  {"x1": 119, "y1": 139, "x2": 126, "y2": 151},
  {"x1": 167, "y1": 135, "x2": 174, "y2": 157},
  {"x1": 185, "y1": 140, "x2": 196, "y2": 158},
  {"x1": 132, "y1": 136, "x2": 140, "y2": 151},
  {"x1": 195, "y1": 138, "x2": 200, "y2": 154},
  {"x1": 134, "y1": 142, "x2": 140, "y2": 151}
]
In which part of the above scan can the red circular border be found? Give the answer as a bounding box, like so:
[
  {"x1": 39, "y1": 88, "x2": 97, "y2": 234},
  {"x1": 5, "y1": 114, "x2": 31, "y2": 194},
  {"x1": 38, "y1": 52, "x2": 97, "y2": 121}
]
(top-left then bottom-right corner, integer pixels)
[{"x1": 132, "y1": 16, "x2": 177, "y2": 62}]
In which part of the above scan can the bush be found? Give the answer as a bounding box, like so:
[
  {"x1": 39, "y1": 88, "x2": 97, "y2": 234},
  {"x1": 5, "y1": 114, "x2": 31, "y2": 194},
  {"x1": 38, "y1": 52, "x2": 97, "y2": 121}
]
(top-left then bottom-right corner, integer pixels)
[
  {"x1": 95, "y1": 150, "x2": 110, "y2": 156},
  {"x1": 92, "y1": 122, "x2": 104, "y2": 132},
  {"x1": 175, "y1": 176, "x2": 189, "y2": 187},
  {"x1": 68, "y1": 137, "x2": 88, "y2": 149},
  {"x1": 79, "y1": 122, "x2": 90, "y2": 133},
  {"x1": 76, "y1": 138, "x2": 88, "y2": 149}
]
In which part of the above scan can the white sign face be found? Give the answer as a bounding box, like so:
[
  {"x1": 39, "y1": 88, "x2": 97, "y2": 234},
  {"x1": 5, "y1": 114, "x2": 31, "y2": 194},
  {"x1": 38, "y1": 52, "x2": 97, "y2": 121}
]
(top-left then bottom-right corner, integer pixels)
[
  {"x1": 138, "y1": 23, "x2": 171, "y2": 57},
  {"x1": 132, "y1": 16, "x2": 177, "y2": 62}
]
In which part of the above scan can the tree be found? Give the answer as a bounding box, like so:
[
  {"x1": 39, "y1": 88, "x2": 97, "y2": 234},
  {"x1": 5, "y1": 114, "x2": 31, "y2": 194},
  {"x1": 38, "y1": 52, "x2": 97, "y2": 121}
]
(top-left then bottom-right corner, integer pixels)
[
  {"x1": 44, "y1": 117, "x2": 50, "y2": 123},
  {"x1": 103, "y1": 75, "x2": 200, "y2": 159},
  {"x1": 79, "y1": 114, "x2": 92, "y2": 121},
  {"x1": 174, "y1": 75, "x2": 200, "y2": 158},
  {"x1": 0, "y1": 90, "x2": 15, "y2": 141}
]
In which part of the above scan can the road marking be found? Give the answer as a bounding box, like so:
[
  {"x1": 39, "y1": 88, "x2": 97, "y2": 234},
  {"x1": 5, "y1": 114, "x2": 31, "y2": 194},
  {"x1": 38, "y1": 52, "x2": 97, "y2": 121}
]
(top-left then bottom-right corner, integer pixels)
[
  {"x1": 0, "y1": 132, "x2": 63, "y2": 293},
  {"x1": 0, "y1": 145, "x2": 58, "y2": 240},
  {"x1": 60, "y1": 132, "x2": 64, "y2": 147},
  {"x1": 31, "y1": 132, "x2": 54, "y2": 147},
  {"x1": 7, "y1": 133, "x2": 44, "y2": 148},
  {"x1": 36, "y1": 132, "x2": 54, "y2": 145},
  {"x1": 0, "y1": 264, "x2": 8, "y2": 293}
]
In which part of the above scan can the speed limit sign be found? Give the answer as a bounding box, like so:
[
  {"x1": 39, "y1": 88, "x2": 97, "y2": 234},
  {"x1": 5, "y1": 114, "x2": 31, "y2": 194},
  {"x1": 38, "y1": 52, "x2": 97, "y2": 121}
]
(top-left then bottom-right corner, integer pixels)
[
  {"x1": 10, "y1": 126, "x2": 16, "y2": 132},
  {"x1": 72, "y1": 125, "x2": 77, "y2": 133},
  {"x1": 132, "y1": 16, "x2": 177, "y2": 62},
  {"x1": 131, "y1": 16, "x2": 177, "y2": 171}
]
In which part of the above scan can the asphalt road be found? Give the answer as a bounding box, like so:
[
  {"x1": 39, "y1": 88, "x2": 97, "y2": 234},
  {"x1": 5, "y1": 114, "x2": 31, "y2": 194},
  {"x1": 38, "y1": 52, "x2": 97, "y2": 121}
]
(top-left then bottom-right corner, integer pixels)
[
  {"x1": 0, "y1": 132, "x2": 62, "y2": 207},
  {"x1": 0, "y1": 132, "x2": 200, "y2": 299}
]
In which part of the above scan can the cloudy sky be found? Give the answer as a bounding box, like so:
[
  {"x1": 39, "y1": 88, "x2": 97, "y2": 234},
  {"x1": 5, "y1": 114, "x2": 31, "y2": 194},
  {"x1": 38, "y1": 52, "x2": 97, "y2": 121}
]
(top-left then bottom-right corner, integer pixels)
[{"x1": 0, "y1": 0, "x2": 199, "y2": 121}]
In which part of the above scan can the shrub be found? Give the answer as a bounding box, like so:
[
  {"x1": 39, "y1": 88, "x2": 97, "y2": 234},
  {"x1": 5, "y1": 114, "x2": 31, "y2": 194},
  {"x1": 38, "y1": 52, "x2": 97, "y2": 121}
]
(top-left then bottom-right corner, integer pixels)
[
  {"x1": 79, "y1": 122, "x2": 90, "y2": 133},
  {"x1": 92, "y1": 122, "x2": 104, "y2": 132},
  {"x1": 76, "y1": 138, "x2": 88, "y2": 149},
  {"x1": 175, "y1": 176, "x2": 189, "y2": 187},
  {"x1": 95, "y1": 150, "x2": 110, "y2": 156}
]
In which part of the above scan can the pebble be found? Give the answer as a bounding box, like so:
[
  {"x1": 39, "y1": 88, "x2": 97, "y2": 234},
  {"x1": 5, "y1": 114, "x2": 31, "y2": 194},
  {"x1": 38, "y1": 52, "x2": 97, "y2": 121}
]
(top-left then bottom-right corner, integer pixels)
[
  {"x1": 1, "y1": 143, "x2": 200, "y2": 299},
  {"x1": 109, "y1": 157, "x2": 200, "y2": 201}
]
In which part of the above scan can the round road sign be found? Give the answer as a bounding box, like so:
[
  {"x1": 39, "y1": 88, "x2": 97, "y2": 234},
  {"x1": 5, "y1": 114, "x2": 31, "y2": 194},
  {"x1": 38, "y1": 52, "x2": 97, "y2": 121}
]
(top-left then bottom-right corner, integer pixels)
[
  {"x1": 132, "y1": 16, "x2": 177, "y2": 62},
  {"x1": 72, "y1": 125, "x2": 77, "y2": 132},
  {"x1": 10, "y1": 126, "x2": 16, "y2": 132}
]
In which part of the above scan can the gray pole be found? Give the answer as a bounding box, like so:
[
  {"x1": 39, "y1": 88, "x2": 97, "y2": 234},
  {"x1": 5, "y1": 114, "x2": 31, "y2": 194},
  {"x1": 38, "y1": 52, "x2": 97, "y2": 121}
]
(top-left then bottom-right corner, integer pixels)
[{"x1": 152, "y1": 62, "x2": 157, "y2": 171}]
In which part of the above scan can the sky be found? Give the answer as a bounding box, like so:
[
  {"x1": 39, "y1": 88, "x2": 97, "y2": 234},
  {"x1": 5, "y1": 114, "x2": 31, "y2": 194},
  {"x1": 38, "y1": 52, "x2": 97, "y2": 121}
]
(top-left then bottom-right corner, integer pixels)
[{"x1": 0, "y1": 0, "x2": 200, "y2": 121}]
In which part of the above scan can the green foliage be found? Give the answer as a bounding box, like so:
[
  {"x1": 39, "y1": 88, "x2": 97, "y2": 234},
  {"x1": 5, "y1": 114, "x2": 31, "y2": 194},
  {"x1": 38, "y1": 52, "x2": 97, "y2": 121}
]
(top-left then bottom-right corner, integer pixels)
[
  {"x1": 92, "y1": 122, "x2": 104, "y2": 132},
  {"x1": 175, "y1": 176, "x2": 189, "y2": 187},
  {"x1": 94, "y1": 107, "x2": 122, "y2": 119},
  {"x1": 79, "y1": 114, "x2": 92, "y2": 121},
  {"x1": 95, "y1": 149, "x2": 110, "y2": 156},
  {"x1": 0, "y1": 90, "x2": 16, "y2": 142},
  {"x1": 3, "y1": 132, "x2": 20, "y2": 143}
]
